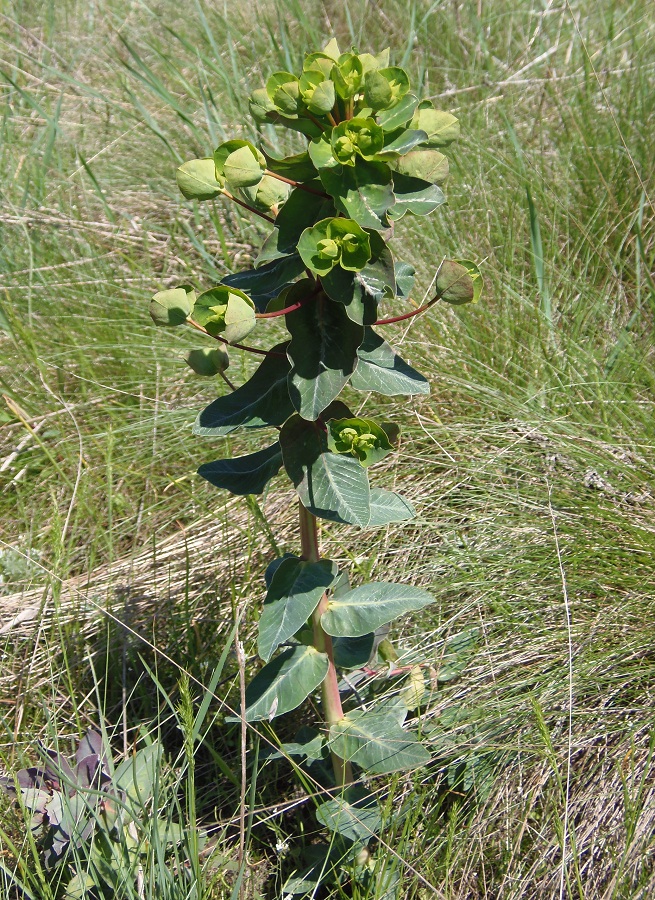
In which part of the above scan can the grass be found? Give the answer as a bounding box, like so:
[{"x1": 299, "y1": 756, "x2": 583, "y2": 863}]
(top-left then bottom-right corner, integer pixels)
[{"x1": 1, "y1": 0, "x2": 654, "y2": 896}]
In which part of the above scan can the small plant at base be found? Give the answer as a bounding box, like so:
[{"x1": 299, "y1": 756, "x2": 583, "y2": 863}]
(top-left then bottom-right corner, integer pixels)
[
  {"x1": 151, "y1": 38, "x2": 482, "y2": 896},
  {"x1": 0, "y1": 730, "x2": 188, "y2": 898}
]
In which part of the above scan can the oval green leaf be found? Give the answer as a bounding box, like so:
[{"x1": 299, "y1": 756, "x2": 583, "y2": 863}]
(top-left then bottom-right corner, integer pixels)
[
  {"x1": 184, "y1": 347, "x2": 229, "y2": 377},
  {"x1": 321, "y1": 581, "x2": 435, "y2": 637},
  {"x1": 436, "y1": 259, "x2": 483, "y2": 305},
  {"x1": 194, "y1": 344, "x2": 292, "y2": 435},
  {"x1": 198, "y1": 443, "x2": 283, "y2": 496},
  {"x1": 286, "y1": 292, "x2": 363, "y2": 420},
  {"x1": 244, "y1": 645, "x2": 329, "y2": 722},
  {"x1": 316, "y1": 785, "x2": 381, "y2": 841},
  {"x1": 351, "y1": 328, "x2": 429, "y2": 396},
  {"x1": 329, "y1": 708, "x2": 431, "y2": 774},
  {"x1": 366, "y1": 489, "x2": 416, "y2": 526},
  {"x1": 149, "y1": 285, "x2": 195, "y2": 327},
  {"x1": 258, "y1": 558, "x2": 339, "y2": 662},
  {"x1": 176, "y1": 158, "x2": 224, "y2": 201}
]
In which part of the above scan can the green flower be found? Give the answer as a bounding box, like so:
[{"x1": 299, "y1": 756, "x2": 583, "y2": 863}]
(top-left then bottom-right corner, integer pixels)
[
  {"x1": 327, "y1": 417, "x2": 395, "y2": 467},
  {"x1": 331, "y1": 118, "x2": 384, "y2": 166},
  {"x1": 299, "y1": 71, "x2": 336, "y2": 116},
  {"x1": 298, "y1": 217, "x2": 372, "y2": 276},
  {"x1": 332, "y1": 53, "x2": 364, "y2": 99}
]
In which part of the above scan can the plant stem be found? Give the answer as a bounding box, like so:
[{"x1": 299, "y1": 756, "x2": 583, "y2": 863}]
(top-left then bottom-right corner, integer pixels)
[
  {"x1": 220, "y1": 188, "x2": 275, "y2": 224},
  {"x1": 186, "y1": 318, "x2": 286, "y2": 358},
  {"x1": 303, "y1": 111, "x2": 329, "y2": 133},
  {"x1": 298, "y1": 502, "x2": 352, "y2": 787},
  {"x1": 255, "y1": 284, "x2": 320, "y2": 319},
  {"x1": 374, "y1": 295, "x2": 440, "y2": 326},
  {"x1": 264, "y1": 169, "x2": 328, "y2": 198}
]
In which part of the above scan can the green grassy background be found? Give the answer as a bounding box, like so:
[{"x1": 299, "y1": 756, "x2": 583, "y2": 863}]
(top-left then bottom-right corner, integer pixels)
[{"x1": 1, "y1": 0, "x2": 654, "y2": 897}]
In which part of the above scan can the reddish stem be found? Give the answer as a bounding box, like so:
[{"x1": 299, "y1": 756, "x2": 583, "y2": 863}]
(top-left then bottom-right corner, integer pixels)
[
  {"x1": 299, "y1": 503, "x2": 352, "y2": 787},
  {"x1": 255, "y1": 284, "x2": 319, "y2": 319},
  {"x1": 256, "y1": 301, "x2": 304, "y2": 319},
  {"x1": 186, "y1": 318, "x2": 285, "y2": 358},
  {"x1": 374, "y1": 295, "x2": 440, "y2": 326},
  {"x1": 303, "y1": 111, "x2": 329, "y2": 133},
  {"x1": 220, "y1": 188, "x2": 275, "y2": 224},
  {"x1": 264, "y1": 169, "x2": 328, "y2": 198}
]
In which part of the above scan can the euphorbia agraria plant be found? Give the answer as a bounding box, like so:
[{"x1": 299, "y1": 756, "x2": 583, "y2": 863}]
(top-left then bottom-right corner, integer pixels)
[{"x1": 150, "y1": 38, "x2": 481, "y2": 891}]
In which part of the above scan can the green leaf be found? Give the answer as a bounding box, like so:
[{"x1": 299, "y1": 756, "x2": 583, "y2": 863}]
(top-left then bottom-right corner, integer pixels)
[
  {"x1": 194, "y1": 345, "x2": 292, "y2": 435},
  {"x1": 316, "y1": 785, "x2": 381, "y2": 841},
  {"x1": 184, "y1": 347, "x2": 229, "y2": 377},
  {"x1": 265, "y1": 553, "x2": 298, "y2": 588},
  {"x1": 395, "y1": 261, "x2": 416, "y2": 298},
  {"x1": 297, "y1": 219, "x2": 334, "y2": 276},
  {"x1": 377, "y1": 128, "x2": 428, "y2": 160},
  {"x1": 214, "y1": 139, "x2": 265, "y2": 180},
  {"x1": 436, "y1": 259, "x2": 483, "y2": 305},
  {"x1": 320, "y1": 267, "x2": 376, "y2": 326},
  {"x1": 286, "y1": 292, "x2": 363, "y2": 420},
  {"x1": 308, "y1": 134, "x2": 339, "y2": 171},
  {"x1": 367, "y1": 489, "x2": 416, "y2": 526},
  {"x1": 262, "y1": 728, "x2": 326, "y2": 761},
  {"x1": 238, "y1": 173, "x2": 289, "y2": 213},
  {"x1": 333, "y1": 633, "x2": 375, "y2": 669},
  {"x1": 263, "y1": 150, "x2": 318, "y2": 183},
  {"x1": 322, "y1": 38, "x2": 341, "y2": 60},
  {"x1": 327, "y1": 417, "x2": 393, "y2": 468},
  {"x1": 410, "y1": 103, "x2": 460, "y2": 147},
  {"x1": 221, "y1": 255, "x2": 306, "y2": 311},
  {"x1": 393, "y1": 148, "x2": 448, "y2": 184},
  {"x1": 320, "y1": 159, "x2": 395, "y2": 231},
  {"x1": 249, "y1": 86, "x2": 276, "y2": 118},
  {"x1": 114, "y1": 743, "x2": 162, "y2": 805},
  {"x1": 266, "y1": 71, "x2": 301, "y2": 115},
  {"x1": 390, "y1": 172, "x2": 446, "y2": 219},
  {"x1": 377, "y1": 93, "x2": 420, "y2": 131},
  {"x1": 300, "y1": 72, "x2": 336, "y2": 114},
  {"x1": 258, "y1": 558, "x2": 339, "y2": 662},
  {"x1": 331, "y1": 53, "x2": 364, "y2": 100},
  {"x1": 351, "y1": 328, "x2": 429, "y2": 396},
  {"x1": 193, "y1": 285, "x2": 256, "y2": 343},
  {"x1": 176, "y1": 158, "x2": 223, "y2": 200},
  {"x1": 358, "y1": 47, "x2": 390, "y2": 73},
  {"x1": 280, "y1": 413, "x2": 372, "y2": 526},
  {"x1": 244, "y1": 644, "x2": 329, "y2": 722},
  {"x1": 198, "y1": 443, "x2": 283, "y2": 496},
  {"x1": 149, "y1": 285, "x2": 195, "y2": 326},
  {"x1": 250, "y1": 88, "x2": 323, "y2": 137},
  {"x1": 364, "y1": 66, "x2": 409, "y2": 111},
  {"x1": 322, "y1": 581, "x2": 435, "y2": 637},
  {"x1": 329, "y1": 708, "x2": 431, "y2": 774},
  {"x1": 223, "y1": 145, "x2": 266, "y2": 189},
  {"x1": 304, "y1": 50, "x2": 338, "y2": 77}
]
